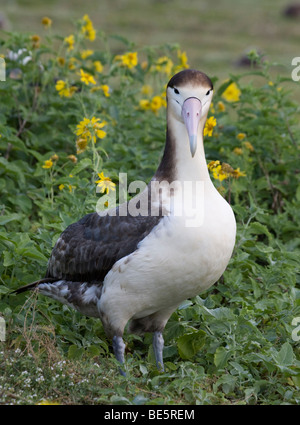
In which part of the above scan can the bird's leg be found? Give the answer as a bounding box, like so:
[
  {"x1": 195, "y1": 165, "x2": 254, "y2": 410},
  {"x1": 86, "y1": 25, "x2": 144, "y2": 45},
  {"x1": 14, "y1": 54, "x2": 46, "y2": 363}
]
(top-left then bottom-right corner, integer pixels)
[
  {"x1": 112, "y1": 335, "x2": 126, "y2": 376},
  {"x1": 153, "y1": 331, "x2": 164, "y2": 372}
]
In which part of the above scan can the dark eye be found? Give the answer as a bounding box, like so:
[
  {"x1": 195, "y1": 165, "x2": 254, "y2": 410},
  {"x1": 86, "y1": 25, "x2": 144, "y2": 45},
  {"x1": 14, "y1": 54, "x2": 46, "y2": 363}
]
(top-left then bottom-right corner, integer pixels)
[
  {"x1": 206, "y1": 89, "x2": 211, "y2": 96},
  {"x1": 174, "y1": 87, "x2": 180, "y2": 94}
]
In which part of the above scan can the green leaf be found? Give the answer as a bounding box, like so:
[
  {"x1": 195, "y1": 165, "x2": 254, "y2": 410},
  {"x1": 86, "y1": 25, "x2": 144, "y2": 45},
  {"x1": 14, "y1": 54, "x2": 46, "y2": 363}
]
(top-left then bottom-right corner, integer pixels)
[
  {"x1": 177, "y1": 330, "x2": 206, "y2": 360},
  {"x1": 292, "y1": 375, "x2": 300, "y2": 388},
  {"x1": 19, "y1": 247, "x2": 48, "y2": 263},
  {"x1": 3, "y1": 251, "x2": 14, "y2": 267},
  {"x1": 214, "y1": 347, "x2": 231, "y2": 369},
  {"x1": 215, "y1": 374, "x2": 237, "y2": 394},
  {"x1": 68, "y1": 344, "x2": 85, "y2": 360},
  {"x1": 0, "y1": 213, "x2": 23, "y2": 225},
  {"x1": 249, "y1": 222, "x2": 273, "y2": 241},
  {"x1": 70, "y1": 158, "x2": 92, "y2": 175},
  {"x1": 274, "y1": 342, "x2": 295, "y2": 367},
  {"x1": 110, "y1": 395, "x2": 131, "y2": 405}
]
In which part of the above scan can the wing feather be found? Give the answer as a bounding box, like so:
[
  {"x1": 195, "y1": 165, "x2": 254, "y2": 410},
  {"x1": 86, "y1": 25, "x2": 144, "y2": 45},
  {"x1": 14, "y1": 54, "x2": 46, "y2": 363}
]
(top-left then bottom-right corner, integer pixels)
[{"x1": 46, "y1": 211, "x2": 162, "y2": 282}]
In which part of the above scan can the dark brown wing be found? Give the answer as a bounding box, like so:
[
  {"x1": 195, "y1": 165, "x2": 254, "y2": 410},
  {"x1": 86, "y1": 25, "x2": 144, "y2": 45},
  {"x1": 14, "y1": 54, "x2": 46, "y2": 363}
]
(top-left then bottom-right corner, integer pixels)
[{"x1": 46, "y1": 211, "x2": 162, "y2": 282}]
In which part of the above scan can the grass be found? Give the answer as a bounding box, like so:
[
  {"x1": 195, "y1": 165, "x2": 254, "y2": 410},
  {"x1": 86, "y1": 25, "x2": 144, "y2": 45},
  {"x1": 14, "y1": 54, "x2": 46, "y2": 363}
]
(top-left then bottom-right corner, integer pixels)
[
  {"x1": 1, "y1": 0, "x2": 300, "y2": 79},
  {"x1": 0, "y1": 1, "x2": 300, "y2": 406}
]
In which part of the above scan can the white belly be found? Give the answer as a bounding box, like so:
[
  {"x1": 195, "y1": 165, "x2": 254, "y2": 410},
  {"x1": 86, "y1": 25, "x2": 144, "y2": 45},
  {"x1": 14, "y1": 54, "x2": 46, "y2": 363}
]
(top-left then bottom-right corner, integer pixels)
[{"x1": 99, "y1": 185, "x2": 236, "y2": 329}]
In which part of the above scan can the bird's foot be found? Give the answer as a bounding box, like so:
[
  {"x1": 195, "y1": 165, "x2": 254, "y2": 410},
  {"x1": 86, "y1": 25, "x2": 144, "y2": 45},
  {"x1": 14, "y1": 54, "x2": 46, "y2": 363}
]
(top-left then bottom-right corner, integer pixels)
[
  {"x1": 153, "y1": 331, "x2": 164, "y2": 372},
  {"x1": 112, "y1": 335, "x2": 126, "y2": 376}
]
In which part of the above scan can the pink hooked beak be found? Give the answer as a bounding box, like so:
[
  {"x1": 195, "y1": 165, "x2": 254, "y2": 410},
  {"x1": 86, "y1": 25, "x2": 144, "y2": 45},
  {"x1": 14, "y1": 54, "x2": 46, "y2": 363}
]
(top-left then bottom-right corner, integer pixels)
[{"x1": 181, "y1": 97, "x2": 202, "y2": 157}]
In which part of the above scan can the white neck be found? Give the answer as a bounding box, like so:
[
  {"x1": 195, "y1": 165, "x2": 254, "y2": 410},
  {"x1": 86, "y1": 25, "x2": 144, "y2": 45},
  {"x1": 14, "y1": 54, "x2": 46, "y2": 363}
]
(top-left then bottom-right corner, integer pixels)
[{"x1": 167, "y1": 115, "x2": 211, "y2": 183}]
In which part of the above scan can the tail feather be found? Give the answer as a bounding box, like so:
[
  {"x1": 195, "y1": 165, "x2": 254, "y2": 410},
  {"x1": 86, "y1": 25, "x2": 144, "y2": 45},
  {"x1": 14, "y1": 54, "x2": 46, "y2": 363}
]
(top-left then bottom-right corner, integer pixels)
[
  {"x1": 13, "y1": 278, "x2": 57, "y2": 294},
  {"x1": 14, "y1": 278, "x2": 101, "y2": 318}
]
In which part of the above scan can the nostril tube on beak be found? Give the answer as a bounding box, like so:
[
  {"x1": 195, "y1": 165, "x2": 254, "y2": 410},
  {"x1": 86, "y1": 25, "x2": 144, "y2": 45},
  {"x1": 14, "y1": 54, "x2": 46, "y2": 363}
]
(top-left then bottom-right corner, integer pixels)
[{"x1": 182, "y1": 97, "x2": 202, "y2": 157}]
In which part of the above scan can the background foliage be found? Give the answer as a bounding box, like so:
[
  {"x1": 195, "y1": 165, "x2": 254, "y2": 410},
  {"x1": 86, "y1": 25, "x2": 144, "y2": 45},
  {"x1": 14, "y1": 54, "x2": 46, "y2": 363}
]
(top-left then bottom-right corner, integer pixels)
[{"x1": 0, "y1": 13, "x2": 299, "y2": 405}]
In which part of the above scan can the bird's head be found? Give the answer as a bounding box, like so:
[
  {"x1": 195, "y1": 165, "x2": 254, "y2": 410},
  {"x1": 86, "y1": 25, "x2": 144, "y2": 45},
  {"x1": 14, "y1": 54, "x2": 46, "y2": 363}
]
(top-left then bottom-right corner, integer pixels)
[{"x1": 167, "y1": 69, "x2": 213, "y2": 157}]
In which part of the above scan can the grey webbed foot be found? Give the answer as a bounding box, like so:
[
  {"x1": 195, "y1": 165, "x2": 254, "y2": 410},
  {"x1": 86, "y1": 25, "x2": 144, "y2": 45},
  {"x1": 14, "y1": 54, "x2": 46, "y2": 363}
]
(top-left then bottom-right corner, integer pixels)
[
  {"x1": 153, "y1": 331, "x2": 164, "y2": 372},
  {"x1": 112, "y1": 335, "x2": 126, "y2": 376}
]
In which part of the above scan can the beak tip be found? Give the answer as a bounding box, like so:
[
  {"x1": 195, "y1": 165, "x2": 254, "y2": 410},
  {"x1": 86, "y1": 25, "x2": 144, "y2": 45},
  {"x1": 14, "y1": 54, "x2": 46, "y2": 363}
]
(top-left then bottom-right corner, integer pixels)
[{"x1": 189, "y1": 135, "x2": 197, "y2": 157}]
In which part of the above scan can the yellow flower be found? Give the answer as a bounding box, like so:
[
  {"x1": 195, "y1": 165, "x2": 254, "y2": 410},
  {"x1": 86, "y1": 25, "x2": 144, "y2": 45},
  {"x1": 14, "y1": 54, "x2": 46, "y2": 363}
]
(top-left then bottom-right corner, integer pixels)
[
  {"x1": 31, "y1": 35, "x2": 40, "y2": 42},
  {"x1": 155, "y1": 56, "x2": 173, "y2": 75},
  {"x1": 222, "y1": 82, "x2": 241, "y2": 102},
  {"x1": 207, "y1": 161, "x2": 245, "y2": 181},
  {"x1": 68, "y1": 184, "x2": 76, "y2": 193},
  {"x1": 101, "y1": 85, "x2": 110, "y2": 97},
  {"x1": 212, "y1": 165, "x2": 228, "y2": 181},
  {"x1": 204, "y1": 116, "x2": 217, "y2": 137},
  {"x1": 36, "y1": 400, "x2": 59, "y2": 405},
  {"x1": 93, "y1": 61, "x2": 103, "y2": 73},
  {"x1": 76, "y1": 138, "x2": 88, "y2": 154},
  {"x1": 41, "y1": 18, "x2": 52, "y2": 30},
  {"x1": 139, "y1": 99, "x2": 151, "y2": 110},
  {"x1": 68, "y1": 154, "x2": 78, "y2": 163},
  {"x1": 208, "y1": 160, "x2": 220, "y2": 171},
  {"x1": 216, "y1": 101, "x2": 226, "y2": 112},
  {"x1": 95, "y1": 172, "x2": 116, "y2": 194},
  {"x1": 41, "y1": 17, "x2": 52, "y2": 28},
  {"x1": 79, "y1": 69, "x2": 96, "y2": 85},
  {"x1": 90, "y1": 85, "x2": 102, "y2": 93},
  {"x1": 57, "y1": 57, "x2": 65, "y2": 66},
  {"x1": 177, "y1": 50, "x2": 189, "y2": 69},
  {"x1": 141, "y1": 61, "x2": 148, "y2": 70},
  {"x1": 80, "y1": 49, "x2": 94, "y2": 60},
  {"x1": 268, "y1": 81, "x2": 274, "y2": 86},
  {"x1": 232, "y1": 167, "x2": 246, "y2": 178},
  {"x1": 141, "y1": 85, "x2": 153, "y2": 96},
  {"x1": 75, "y1": 117, "x2": 107, "y2": 142},
  {"x1": 237, "y1": 133, "x2": 246, "y2": 141},
  {"x1": 243, "y1": 141, "x2": 254, "y2": 152},
  {"x1": 58, "y1": 184, "x2": 65, "y2": 191},
  {"x1": 68, "y1": 57, "x2": 78, "y2": 70},
  {"x1": 42, "y1": 159, "x2": 53, "y2": 169},
  {"x1": 116, "y1": 52, "x2": 138, "y2": 69},
  {"x1": 64, "y1": 34, "x2": 75, "y2": 51},
  {"x1": 222, "y1": 163, "x2": 246, "y2": 179},
  {"x1": 233, "y1": 147, "x2": 243, "y2": 155},
  {"x1": 69, "y1": 86, "x2": 78, "y2": 96},
  {"x1": 31, "y1": 34, "x2": 41, "y2": 48},
  {"x1": 76, "y1": 118, "x2": 91, "y2": 139},
  {"x1": 91, "y1": 117, "x2": 107, "y2": 140},
  {"x1": 151, "y1": 96, "x2": 164, "y2": 113},
  {"x1": 81, "y1": 15, "x2": 96, "y2": 41},
  {"x1": 55, "y1": 80, "x2": 76, "y2": 98},
  {"x1": 55, "y1": 80, "x2": 66, "y2": 91},
  {"x1": 51, "y1": 154, "x2": 59, "y2": 161}
]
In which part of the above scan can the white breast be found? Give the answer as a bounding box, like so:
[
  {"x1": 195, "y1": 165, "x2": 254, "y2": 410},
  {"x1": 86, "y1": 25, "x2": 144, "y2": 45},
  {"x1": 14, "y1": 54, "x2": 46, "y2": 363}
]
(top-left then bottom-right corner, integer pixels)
[{"x1": 99, "y1": 181, "x2": 236, "y2": 329}]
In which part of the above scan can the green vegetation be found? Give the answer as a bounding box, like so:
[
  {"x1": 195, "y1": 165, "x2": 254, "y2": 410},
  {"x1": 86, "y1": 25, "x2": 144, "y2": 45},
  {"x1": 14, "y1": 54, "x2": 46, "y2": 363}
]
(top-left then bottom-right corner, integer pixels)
[
  {"x1": 1, "y1": 0, "x2": 299, "y2": 78},
  {"x1": 0, "y1": 12, "x2": 299, "y2": 405}
]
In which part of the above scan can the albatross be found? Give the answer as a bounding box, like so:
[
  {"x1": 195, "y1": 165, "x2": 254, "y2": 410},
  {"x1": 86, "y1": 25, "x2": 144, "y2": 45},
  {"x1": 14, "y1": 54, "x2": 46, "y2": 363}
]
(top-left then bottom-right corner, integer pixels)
[{"x1": 16, "y1": 69, "x2": 236, "y2": 375}]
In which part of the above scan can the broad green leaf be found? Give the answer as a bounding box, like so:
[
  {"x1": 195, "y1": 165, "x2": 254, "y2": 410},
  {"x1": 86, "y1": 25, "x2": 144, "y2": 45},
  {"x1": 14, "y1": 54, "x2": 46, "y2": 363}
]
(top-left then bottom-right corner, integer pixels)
[
  {"x1": 0, "y1": 213, "x2": 23, "y2": 225},
  {"x1": 3, "y1": 251, "x2": 14, "y2": 267},
  {"x1": 274, "y1": 342, "x2": 295, "y2": 367},
  {"x1": 70, "y1": 158, "x2": 93, "y2": 175},
  {"x1": 68, "y1": 344, "x2": 85, "y2": 360},
  {"x1": 214, "y1": 346, "x2": 231, "y2": 369},
  {"x1": 177, "y1": 330, "x2": 206, "y2": 360},
  {"x1": 86, "y1": 345, "x2": 101, "y2": 358}
]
